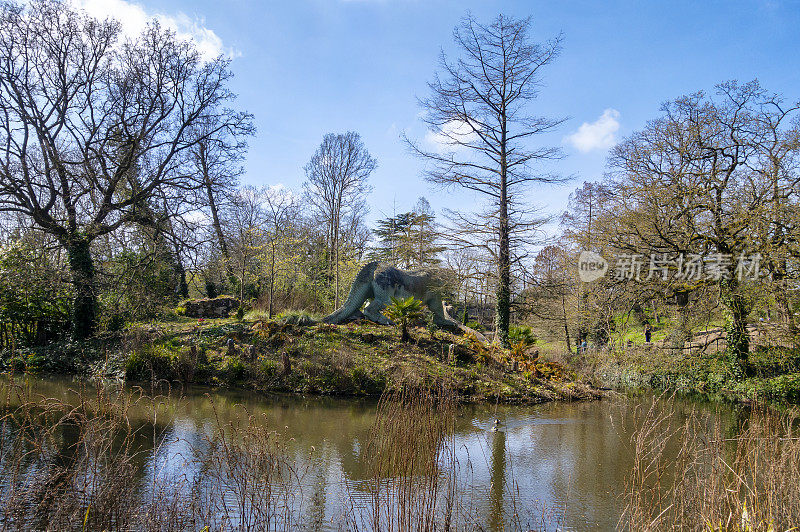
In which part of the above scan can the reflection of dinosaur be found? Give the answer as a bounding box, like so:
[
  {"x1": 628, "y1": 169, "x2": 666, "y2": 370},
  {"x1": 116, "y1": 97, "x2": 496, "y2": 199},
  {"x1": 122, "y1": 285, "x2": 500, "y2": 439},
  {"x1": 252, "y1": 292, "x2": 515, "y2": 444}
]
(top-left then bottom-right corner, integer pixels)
[{"x1": 322, "y1": 261, "x2": 487, "y2": 342}]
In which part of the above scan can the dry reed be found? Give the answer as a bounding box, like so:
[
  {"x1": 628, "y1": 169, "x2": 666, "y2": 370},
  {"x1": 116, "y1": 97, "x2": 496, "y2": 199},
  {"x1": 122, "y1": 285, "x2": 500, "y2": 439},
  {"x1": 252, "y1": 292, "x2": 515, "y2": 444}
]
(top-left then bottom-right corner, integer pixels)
[{"x1": 621, "y1": 394, "x2": 800, "y2": 531}]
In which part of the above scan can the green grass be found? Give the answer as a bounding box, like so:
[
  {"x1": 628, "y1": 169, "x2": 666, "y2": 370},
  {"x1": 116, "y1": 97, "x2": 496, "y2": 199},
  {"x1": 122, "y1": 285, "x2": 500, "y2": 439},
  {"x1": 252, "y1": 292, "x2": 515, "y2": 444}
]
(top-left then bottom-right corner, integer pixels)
[{"x1": 5, "y1": 315, "x2": 597, "y2": 403}]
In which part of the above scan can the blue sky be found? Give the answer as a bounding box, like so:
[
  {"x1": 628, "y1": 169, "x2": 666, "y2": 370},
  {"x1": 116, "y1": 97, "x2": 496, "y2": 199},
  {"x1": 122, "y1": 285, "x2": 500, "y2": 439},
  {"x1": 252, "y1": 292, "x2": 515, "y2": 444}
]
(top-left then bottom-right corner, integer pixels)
[{"x1": 79, "y1": 0, "x2": 800, "y2": 235}]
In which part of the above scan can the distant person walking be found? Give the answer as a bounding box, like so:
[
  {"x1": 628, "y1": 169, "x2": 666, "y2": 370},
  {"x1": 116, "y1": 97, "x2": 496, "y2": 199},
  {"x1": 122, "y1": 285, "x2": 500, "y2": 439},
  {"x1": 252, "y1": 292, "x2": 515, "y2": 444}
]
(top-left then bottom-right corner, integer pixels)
[{"x1": 644, "y1": 323, "x2": 652, "y2": 343}]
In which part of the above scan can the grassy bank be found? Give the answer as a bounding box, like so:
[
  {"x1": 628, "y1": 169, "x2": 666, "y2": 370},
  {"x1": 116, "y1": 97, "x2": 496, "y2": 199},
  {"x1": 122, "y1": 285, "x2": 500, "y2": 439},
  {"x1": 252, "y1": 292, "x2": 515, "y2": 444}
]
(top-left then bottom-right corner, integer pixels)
[
  {"x1": 584, "y1": 343, "x2": 800, "y2": 404},
  {"x1": 0, "y1": 315, "x2": 598, "y2": 404}
]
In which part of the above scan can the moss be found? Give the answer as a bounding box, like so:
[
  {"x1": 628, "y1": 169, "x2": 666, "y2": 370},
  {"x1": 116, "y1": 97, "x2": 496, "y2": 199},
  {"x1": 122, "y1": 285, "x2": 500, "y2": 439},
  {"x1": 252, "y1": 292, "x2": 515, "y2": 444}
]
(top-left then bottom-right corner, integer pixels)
[{"x1": 6, "y1": 318, "x2": 598, "y2": 403}]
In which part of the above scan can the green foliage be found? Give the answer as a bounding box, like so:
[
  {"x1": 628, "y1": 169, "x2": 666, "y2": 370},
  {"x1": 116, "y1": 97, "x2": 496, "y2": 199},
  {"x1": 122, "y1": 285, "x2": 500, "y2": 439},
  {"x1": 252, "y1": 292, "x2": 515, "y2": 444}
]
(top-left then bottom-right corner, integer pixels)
[
  {"x1": 465, "y1": 320, "x2": 483, "y2": 332},
  {"x1": 205, "y1": 279, "x2": 219, "y2": 299},
  {"x1": 105, "y1": 313, "x2": 128, "y2": 332},
  {"x1": 221, "y1": 356, "x2": 247, "y2": 382},
  {"x1": 748, "y1": 345, "x2": 800, "y2": 377},
  {"x1": 424, "y1": 312, "x2": 437, "y2": 338},
  {"x1": 383, "y1": 296, "x2": 425, "y2": 341},
  {"x1": 102, "y1": 249, "x2": 180, "y2": 325},
  {"x1": 508, "y1": 325, "x2": 537, "y2": 347},
  {"x1": 0, "y1": 240, "x2": 72, "y2": 347},
  {"x1": 125, "y1": 342, "x2": 181, "y2": 381},
  {"x1": 368, "y1": 199, "x2": 445, "y2": 267},
  {"x1": 259, "y1": 358, "x2": 281, "y2": 379},
  {"x1": 733, "y1": 373, "x2": 800, "y2": 402},
  {"x1": 277, "y1": 310, "x2": 318, "y2": 326}
]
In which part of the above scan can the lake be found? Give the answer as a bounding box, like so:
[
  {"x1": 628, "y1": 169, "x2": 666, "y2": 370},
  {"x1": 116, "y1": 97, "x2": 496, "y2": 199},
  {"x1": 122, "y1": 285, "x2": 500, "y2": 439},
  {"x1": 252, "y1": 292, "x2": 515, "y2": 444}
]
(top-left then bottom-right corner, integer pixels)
[{"x1": 0, "y1": 376, "x2": 745, "y2": 531}]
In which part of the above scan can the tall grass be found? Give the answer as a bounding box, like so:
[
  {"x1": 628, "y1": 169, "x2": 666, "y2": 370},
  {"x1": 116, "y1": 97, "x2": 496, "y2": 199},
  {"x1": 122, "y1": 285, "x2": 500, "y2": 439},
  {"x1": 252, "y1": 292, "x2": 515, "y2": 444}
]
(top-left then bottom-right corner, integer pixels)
[
  {"x1": 0, "y1": 376, "x2": 304, "y2": 530},
  {"x1": 0, "y1": 378, "x2": 142, "y2": 529},
  {"x1": 342, "y1": 382, "x2": 457, "y2": 531},
  {"x1": 621, "y1": 394, "x2": 800, "y2": 531}
]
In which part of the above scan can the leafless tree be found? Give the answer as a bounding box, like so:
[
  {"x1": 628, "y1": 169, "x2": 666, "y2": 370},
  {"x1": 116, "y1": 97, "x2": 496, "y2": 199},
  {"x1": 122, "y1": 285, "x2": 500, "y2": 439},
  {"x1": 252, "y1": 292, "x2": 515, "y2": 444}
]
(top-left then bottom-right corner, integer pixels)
[
  {"x1": 262, "y1": 186, "x2": 297, "y2": 317},
  {"x1": 303, "y1": 131, "x2": 376, "y2": 308},
  {"x1": 406, "y1": 14, "x2": 566, "y2": 346},
  {"x1": 0, "y1": 0, "x2": 250, "y2": 338},
  {"x1": 190, "y1": 113, "x2": 254, "y2": 271}
]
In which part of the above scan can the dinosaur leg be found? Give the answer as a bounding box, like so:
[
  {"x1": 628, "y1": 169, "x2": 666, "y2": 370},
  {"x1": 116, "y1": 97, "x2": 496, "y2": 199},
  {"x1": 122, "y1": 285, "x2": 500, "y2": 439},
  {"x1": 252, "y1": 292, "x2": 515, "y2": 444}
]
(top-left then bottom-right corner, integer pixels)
[{"x1": 364, "y1": 298, "x2": 392, "y2": 325}]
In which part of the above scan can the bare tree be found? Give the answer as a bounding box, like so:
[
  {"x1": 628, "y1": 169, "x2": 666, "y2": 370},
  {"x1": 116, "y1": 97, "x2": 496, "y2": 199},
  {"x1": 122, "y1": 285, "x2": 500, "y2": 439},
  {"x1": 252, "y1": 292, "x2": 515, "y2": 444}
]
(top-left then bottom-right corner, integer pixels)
[
  {"x1": 407, "y1": 14, "x2": 566, "y2": 346},
  {"x1": 0, "y1": 0, "x2": 250, "y2": 339},
  {"x1": 262, "y1": 186, "x2": 297, "y2": 317},
  {"x1": 226, "y1": 186, "x2": 267, "y2": 303},
  {"x1": 190, "y1": 113, "x2": 254, "y2": 271},
  {"x1": 303, "y1": 132, "x2": 376, "y2": 308}
]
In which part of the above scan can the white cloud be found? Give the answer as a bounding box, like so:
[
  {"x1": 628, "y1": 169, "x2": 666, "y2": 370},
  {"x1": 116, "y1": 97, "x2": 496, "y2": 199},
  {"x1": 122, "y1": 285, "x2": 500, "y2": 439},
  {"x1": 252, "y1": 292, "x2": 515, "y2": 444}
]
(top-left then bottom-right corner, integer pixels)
[
  {"x1": 70, "y1": 0, "x2": 236, "y2": 60},
  {"x1": 564, "y1": 109, "x2": 621, "y2": 153},
  {"x1": 425, "y1": 120, "x2": 479, "y2": 154}
]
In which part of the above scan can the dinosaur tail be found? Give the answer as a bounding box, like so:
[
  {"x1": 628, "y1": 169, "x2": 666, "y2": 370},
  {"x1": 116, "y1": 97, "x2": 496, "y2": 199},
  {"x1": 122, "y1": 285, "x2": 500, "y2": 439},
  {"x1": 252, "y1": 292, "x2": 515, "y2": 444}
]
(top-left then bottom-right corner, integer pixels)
[{"x1": 321, "y1": 261, "x2": 378, "y2": 324}]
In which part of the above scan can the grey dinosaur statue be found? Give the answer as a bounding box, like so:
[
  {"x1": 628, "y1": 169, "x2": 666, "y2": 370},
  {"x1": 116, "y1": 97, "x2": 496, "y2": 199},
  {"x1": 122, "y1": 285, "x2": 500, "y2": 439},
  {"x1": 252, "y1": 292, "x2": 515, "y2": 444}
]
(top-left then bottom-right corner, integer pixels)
[{"x1": 322, "y1": 261, "x2": 487, "y2": 342}]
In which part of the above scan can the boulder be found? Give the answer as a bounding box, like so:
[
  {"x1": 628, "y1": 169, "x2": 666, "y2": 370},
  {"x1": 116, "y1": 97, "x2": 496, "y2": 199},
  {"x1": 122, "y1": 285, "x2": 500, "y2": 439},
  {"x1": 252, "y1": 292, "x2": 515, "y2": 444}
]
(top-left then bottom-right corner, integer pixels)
[{"x1": 184, "y1": 296, "x2": 240, "y2": 318}]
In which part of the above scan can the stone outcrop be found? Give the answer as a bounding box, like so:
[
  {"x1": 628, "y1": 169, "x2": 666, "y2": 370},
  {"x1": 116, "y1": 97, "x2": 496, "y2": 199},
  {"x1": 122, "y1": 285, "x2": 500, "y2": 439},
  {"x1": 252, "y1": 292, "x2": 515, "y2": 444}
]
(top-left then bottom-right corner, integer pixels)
[{"x1": 184, "y1": 296, "x2": 240, "y2": 318}]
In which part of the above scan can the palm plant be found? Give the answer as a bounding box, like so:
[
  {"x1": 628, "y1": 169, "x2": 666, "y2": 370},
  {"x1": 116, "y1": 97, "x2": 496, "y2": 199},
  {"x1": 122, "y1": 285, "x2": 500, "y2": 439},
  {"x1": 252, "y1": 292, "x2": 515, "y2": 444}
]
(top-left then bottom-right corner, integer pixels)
[{"x1": 383, "y1": 296, "x2": 425, "y2": 342}]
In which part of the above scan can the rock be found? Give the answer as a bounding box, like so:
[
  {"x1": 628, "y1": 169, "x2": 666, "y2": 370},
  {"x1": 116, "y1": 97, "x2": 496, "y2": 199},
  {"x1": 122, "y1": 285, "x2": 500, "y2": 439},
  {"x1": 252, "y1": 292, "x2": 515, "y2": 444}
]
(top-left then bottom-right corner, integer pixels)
[
  {"x1": 282, "y1": 352, "x2": 291, "y2": 375},
  {"x1": 184, "y1": 296, "x2": 240, "y2": 318}
]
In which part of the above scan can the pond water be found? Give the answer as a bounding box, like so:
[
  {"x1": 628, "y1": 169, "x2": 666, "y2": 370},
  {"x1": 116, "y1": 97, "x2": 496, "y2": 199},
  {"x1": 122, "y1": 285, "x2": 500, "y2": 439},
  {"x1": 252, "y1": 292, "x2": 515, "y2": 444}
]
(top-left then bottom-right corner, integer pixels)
[{"x1": 0, "y1": 377, "x2": 744, "y2": 531}]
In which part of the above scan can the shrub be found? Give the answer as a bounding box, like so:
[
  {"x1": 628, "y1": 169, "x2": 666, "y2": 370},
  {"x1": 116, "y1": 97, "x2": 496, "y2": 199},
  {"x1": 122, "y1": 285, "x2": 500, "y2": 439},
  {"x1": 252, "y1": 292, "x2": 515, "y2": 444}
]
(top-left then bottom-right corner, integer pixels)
[
  {"x1": 221, "y1": 356, "x2": 246, "y2": 382},
  {"x1": 106, "y1": 312, "x2": 128, "y2": 332},
  {"x1": 383, "y1": 296, "x2": 425, "y2": 342},
  {"x1": 124, "y1": 342, "x2": 181, "y2": 381},
  {"x1": 259, "y1": 358, "x2": 280, "y2": 379},
  {"x1": 465, "y1": 320, "x2": 483, "y2": 331},
  {"x1": 0, "y1": 240, "x2": 71, "y2": 348},
  {"x1": 509, "y1": 325, "x2": 537, "y2": 346}
]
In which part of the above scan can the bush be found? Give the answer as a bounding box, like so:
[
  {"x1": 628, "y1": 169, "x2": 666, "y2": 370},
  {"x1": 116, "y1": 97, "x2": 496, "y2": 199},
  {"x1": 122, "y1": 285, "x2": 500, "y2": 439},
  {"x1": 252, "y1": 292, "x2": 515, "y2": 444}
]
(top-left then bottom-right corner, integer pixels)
[
  {"x1": 221, "y1": 356, "x2": 246, "y2": 382},
  {"x1": 0, "y1": 240, "x2": 72, "y2": 348},
  {"x1": 106, "y1": 312, "x2": 128, "y2": 332},
  {"x1": 734, "y1": 373, "x2": 800, "y2": 402},
  {"x1": 509, "y1": 325, "x2": 537, "y2": 346},
  {"x1": 124, "y1": 342, "x2": 181, "y2": 381},
  {"x1": 350, "y1": 366, "x2": 386, "y2": 395},
  {"x1": 465, "y1": 320, "x2": 483, "y2": 332},
  {"x1": 259, "y1": 358, "x2": 280, "y2": 379},
  {"x1": 383, "y1": 296, "x2": 425, "y2": 342}
]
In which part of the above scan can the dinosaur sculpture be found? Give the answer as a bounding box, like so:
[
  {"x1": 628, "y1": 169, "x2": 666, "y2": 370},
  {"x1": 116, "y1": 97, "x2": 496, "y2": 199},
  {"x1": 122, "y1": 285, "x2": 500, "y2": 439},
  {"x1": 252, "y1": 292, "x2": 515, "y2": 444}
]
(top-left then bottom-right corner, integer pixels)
[{"x1": 322, "y1": 261, "x2": 487, "y2": 342}]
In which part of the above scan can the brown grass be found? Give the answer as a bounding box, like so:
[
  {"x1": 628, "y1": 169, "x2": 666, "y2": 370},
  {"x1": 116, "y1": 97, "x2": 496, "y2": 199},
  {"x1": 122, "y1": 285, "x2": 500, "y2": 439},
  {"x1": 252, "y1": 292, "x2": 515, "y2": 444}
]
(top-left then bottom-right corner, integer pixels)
[
  {"x1": 0, "y1": 375, "x2": 569, "y2": 531},
  {"x1": 0, "y1": 376, "x2": 304, "y2": 531},
  {"x1": 342, "y1": 382, "x2": 458, "y2": 531},
  {"x1": 621, "y1": 394, "x2": 800, "y2": 531}
]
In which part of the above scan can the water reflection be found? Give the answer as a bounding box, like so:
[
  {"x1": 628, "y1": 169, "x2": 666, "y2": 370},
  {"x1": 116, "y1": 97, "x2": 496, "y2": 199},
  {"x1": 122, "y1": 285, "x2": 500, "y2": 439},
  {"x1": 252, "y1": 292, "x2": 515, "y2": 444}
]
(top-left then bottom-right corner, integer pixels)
[{"x1": 1, "y1": 377, "x2": 742, "y2": 530}]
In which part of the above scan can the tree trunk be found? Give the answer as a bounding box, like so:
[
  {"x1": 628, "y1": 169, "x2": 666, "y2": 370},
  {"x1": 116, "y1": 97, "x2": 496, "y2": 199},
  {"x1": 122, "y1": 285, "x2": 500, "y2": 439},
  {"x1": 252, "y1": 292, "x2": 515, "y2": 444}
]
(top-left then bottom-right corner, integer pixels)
[
  {"x1": 773, "y1": 269, "x2": 797, "y2": 335},
  {"x1": 268, "y1": 243, "x2": 276, "y2": 318},
  {"x1": 176, "y1": 260, "x2": 189, "y2": 300},
  {"x1": 201, "y1": 149, "x2": 230, "y2": 268},
  {"x1": 66, "y1": 237, "x2": 97, "y2": 340},
  {"x1": 401, "y1": 322, "x2": 410, "y2": 342},
  {"x1": 722, "y1": 279, "x2": 751, "y2": 378},
  {"x1": 173, "y1": 242, "x2": 189, "y2": 300},
  {"x1": 495, "y1": 125, "x2": 511, "y2": 348},
  {"x1": 562, "y1": 292, "x2": 572, "y2": 355}
]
